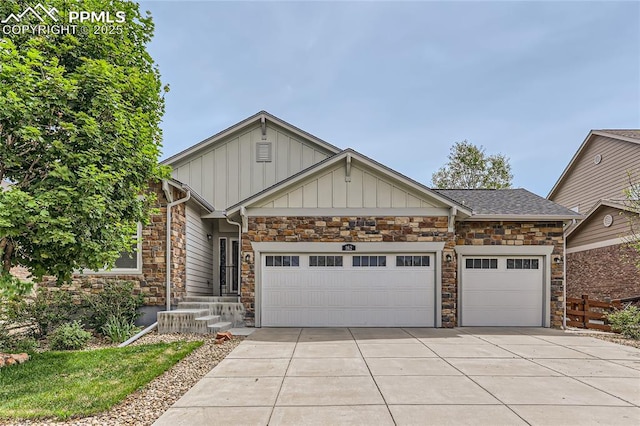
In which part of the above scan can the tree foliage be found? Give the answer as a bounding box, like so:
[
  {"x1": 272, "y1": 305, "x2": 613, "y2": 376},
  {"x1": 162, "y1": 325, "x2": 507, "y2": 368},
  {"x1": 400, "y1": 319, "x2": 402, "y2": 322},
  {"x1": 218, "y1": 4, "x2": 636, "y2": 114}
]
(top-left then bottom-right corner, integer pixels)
[
  {"x1": 431, "y1": 140, "x2": 513, "y2": 189},
  {"x1": 0, "y1": 0, "x2": 168, "y2": 286},
  {"x1": 623, "y1": 173, "x2": 640, "y2": 266}
]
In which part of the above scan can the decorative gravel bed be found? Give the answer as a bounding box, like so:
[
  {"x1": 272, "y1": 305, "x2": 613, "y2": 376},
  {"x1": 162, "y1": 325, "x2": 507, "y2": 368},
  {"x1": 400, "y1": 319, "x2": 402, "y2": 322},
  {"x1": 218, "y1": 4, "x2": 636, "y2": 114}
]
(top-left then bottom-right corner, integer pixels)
[{"x1": 2, "y1": 332, "x2": 243, "y2": 426}]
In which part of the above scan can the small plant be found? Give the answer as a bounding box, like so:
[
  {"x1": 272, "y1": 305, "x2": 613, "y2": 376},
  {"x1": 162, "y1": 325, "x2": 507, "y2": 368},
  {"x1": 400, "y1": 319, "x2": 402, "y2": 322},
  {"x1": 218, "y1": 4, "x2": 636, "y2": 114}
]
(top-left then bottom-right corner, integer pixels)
[
  {"x1": 101, "y1": 316, "x2": 140, "y2": 343},
  {"x1": 9, "y1": 288, "x2": 79, "y2": 338},
  {"x1": 49, "y1": 321, "x2": 92, "y2": 351},
  {"x1": 84, "y1": 282, "x2": 144, "y2": 333},
  {"x1": 607, "y1": 306, "x2": 640, "y2": 339}
]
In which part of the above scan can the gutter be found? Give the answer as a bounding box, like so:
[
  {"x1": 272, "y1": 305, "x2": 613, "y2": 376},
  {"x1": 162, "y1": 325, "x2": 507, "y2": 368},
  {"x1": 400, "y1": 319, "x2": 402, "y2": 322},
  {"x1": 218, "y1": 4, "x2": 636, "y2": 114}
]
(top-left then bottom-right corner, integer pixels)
[
  {"x1": 224, "y1": 208, "x2": 244, "y2": 296},
  {"x1": 162, "y1": 179, "x2": 191, "y2": 311},
  {"x1": 118, "y1": 322, "x2": 157, "y2": 347}
]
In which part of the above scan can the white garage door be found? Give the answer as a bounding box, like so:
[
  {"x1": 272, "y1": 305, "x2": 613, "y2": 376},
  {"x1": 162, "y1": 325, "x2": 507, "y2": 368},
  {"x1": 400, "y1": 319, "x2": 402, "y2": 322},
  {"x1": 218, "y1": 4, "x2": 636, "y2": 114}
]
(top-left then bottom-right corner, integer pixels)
[
  {"x1": 461, "y1": 257, "x2": 544, "y2": 326},
  {"x1": 262, "y1": 253, "x2": 435, "y2": 327}
]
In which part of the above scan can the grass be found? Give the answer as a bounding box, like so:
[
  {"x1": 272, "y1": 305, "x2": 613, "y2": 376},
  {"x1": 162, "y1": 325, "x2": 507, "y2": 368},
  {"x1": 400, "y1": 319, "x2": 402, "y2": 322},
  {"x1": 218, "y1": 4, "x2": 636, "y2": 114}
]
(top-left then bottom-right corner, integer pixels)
[{"x1": 0, "y1": 341, "x2": 202, "y2": 420}]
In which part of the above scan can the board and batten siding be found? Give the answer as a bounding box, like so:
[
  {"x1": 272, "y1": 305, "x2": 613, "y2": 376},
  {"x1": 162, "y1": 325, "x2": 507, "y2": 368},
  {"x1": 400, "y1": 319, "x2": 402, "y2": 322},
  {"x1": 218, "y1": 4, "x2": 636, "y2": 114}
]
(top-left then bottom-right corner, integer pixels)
[
  {"x1": 259, "y1": 163, "x2": 439, "y2": 209},
  {"x1": 171, "y1": 123, "x2": 333, "y2": 209},
  {"x1": 568, "y1": 206, "x2": 634, "y2": 249},
  {"x1": 551, "y1": 136, "x2": 640, "y2": 212},
  {"x1": 185, "y1": 204, "x2": 214, "y2": 296}
]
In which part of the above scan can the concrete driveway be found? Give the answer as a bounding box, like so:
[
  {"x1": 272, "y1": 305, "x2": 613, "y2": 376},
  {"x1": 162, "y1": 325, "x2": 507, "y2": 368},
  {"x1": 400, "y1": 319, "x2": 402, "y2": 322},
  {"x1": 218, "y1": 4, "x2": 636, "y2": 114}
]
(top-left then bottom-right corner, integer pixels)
[{"x1": 154, "y1": 327, "x2": 640, "y2": 425}]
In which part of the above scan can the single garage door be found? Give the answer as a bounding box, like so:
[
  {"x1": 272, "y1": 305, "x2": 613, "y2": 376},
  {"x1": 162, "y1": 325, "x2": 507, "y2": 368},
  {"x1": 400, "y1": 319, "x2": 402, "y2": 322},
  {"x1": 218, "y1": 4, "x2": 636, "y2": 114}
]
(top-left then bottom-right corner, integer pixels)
[
  {"x1": 461, "y1": 256, "x2": 544, "y2": 326},
  {"x1": 262, "y1": 253, "x2": 435, "y2": 327}
]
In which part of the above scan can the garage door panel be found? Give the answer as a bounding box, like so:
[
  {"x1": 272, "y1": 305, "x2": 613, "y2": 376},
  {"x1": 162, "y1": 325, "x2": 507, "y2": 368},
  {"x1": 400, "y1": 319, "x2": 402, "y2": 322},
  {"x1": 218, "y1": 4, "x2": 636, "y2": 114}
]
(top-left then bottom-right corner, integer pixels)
[
  {"x1": 262, "y1": 253, "x2": 435, "y2": 327},
  {"x1": 461, "y1": 256, "x2": 544, "y2": 327}
]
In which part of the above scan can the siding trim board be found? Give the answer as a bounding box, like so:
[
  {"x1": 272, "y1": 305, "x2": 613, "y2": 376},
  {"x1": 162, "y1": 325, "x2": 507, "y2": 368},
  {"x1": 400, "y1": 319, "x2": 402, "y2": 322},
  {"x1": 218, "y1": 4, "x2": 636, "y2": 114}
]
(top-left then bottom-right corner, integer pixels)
[
  {"x1": 566, "y1": 236, "x2": 637, "y2": 254},
  {"x1": 162, "y1": 111, "x2": 341, "y2": 166},
  {"x1": 226, "y1": 149, "x2": 472, "y2": 216}
]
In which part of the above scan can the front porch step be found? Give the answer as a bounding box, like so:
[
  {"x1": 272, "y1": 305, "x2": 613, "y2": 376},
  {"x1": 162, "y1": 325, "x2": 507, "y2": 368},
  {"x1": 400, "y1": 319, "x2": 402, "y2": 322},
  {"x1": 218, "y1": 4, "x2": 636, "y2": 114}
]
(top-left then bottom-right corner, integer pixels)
[
  {"x1": 176, "y1": 301, "x2": 245, "y2": 328},
  {"x1": 182, "y1": 296, "x2": 240, "y2": 303},
  {"x1": 208, "y1": 321, "x2": 232, "y2": 333},
  {"x1": 157, "y1": 309, "x2": 210, "y2": 334}
]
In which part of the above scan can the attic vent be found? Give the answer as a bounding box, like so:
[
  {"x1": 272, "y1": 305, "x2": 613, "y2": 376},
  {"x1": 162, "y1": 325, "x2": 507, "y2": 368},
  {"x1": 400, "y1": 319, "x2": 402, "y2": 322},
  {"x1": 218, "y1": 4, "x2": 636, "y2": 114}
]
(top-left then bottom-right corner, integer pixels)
[
  {"x1": 256, "y1": 142, "x2": 272, "y2": 162},
  {"x1": 594, "y1": 154, "x2": 602, "y2": 165}
]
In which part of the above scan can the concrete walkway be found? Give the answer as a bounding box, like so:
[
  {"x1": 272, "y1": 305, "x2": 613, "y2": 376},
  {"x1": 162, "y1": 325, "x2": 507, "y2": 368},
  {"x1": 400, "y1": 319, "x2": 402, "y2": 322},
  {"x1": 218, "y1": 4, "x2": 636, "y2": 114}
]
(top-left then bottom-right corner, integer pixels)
[{"x1": 154, "y1": 327, "x2": 640, "y2": 425}]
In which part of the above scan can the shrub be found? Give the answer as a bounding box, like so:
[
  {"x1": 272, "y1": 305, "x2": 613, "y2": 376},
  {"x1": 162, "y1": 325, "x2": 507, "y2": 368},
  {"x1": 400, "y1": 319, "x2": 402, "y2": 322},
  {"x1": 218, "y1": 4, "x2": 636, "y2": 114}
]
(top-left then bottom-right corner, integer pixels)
[
  {"x1": 101, "y1": 316, "x2": 140, "y2": 343},
  {"x1": 84, "y1": 282, "x2": 144, "y2": 333},
  {"x1": 10, "y1": 288, "x2": 79, "y2": 338},
  {"x1": 49, "y1": 321, "x2": 92, "y2": 351},
  {"x1": 607, "y1": 306, "x2": 640, "y2": 339}
]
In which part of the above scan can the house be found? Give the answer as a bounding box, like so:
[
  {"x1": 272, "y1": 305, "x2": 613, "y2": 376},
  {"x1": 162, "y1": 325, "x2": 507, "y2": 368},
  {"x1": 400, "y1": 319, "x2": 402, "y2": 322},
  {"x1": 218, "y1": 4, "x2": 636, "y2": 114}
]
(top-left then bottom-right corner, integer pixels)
[
  {"x1": 548, "y1": 130, "x2": 640, "y2": 302},
  {"x1": 41, "y1": 111, "x2": 579, "y2": 328}
]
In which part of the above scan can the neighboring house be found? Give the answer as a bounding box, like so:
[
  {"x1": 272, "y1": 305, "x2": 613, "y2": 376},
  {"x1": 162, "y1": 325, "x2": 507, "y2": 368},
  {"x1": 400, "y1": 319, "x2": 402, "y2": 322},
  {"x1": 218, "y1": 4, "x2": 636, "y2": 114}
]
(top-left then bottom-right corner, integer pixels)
[
  {"x1": 37, "y1": 111, "x2": 578, "y2": 328},
  {"x1": 548, "y1": 130, "x2": 640, "y2": 301}
]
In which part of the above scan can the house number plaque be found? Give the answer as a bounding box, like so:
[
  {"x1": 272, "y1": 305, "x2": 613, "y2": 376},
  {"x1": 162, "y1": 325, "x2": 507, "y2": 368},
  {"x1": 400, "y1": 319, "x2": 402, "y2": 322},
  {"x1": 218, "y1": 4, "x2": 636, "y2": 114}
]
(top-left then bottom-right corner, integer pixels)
[{"x1": 342, "y1": 244, "x2": 356, "y2": 251}]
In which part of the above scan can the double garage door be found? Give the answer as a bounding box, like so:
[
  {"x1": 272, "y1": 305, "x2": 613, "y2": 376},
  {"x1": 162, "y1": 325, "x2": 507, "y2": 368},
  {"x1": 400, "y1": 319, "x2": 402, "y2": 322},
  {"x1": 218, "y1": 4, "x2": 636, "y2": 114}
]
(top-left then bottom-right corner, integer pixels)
[
  {"x1": 262, "y1": 253, "x2": 436, "y2": 327},
  {"x1": 261, "y1": 252, "x2": 545, "y2": 327}
]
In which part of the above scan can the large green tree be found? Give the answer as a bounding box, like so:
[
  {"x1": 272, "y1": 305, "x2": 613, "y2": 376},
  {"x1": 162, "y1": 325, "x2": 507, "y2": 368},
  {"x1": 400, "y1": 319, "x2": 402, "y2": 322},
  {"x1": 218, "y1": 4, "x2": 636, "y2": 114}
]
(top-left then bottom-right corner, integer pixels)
[
  {"x1": 431, "y1": 140, "x2": 513, "y2": 189},
  {"x1": 0, "y1": 0, "x2": 168, "y2": 290}
]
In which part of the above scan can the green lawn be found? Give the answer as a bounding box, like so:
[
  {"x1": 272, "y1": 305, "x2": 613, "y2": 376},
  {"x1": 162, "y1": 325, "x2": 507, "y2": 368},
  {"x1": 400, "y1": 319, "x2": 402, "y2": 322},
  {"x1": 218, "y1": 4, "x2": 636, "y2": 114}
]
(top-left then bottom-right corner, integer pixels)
[{"x1": 0, "y1": 341, "x2": 202, "y2": 420}]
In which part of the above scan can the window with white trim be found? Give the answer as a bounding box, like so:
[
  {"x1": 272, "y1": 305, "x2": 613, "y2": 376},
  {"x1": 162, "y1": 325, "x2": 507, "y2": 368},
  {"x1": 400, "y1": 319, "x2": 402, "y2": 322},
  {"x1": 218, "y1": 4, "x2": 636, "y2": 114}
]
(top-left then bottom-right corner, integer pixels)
[
  {"x1": 352, "y1": 255, "x2": 386, "y2": 267},
  {"x1": 265, "y1": 255, "x2": 299, "y2": 267},
  {"x1": 396, "y1": 255, "x2": 430, "y2": 267},
  {"x1": 465, "y1": 258, "x2": 498, "y2": 269},
  {"x1": 309, "y1": 255, "x2": 343, "y2": 267},
  {"x1": 83, "y1": 224, "x2": 142, "y2": 274},
  {"x1": 506, "y1": 258, "x2": 539, "y2": 270}
]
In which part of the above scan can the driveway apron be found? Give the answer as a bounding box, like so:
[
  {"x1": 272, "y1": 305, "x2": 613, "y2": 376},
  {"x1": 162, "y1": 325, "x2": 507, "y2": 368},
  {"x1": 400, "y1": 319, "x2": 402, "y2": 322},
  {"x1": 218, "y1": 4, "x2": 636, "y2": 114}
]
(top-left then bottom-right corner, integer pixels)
[{"x1": 154, "y1": 327, "x2": 640, "y2": 425}]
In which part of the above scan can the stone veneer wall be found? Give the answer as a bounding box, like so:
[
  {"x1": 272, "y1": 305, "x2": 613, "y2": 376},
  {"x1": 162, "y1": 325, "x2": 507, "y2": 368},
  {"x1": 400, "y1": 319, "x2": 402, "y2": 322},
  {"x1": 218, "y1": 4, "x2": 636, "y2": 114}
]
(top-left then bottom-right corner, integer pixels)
[
  {"x1": 39, "y1": 181, "x2": 187, "y2": 308},
  {"x1": 241, "y1": 216, "x2": 455, "y2": 327},
  {"x1": 455, "y1": 221, "x2": 566, "y2": 328},
  {"x1": 567, "y1": 244, "x2": 640, "y2": 301}
]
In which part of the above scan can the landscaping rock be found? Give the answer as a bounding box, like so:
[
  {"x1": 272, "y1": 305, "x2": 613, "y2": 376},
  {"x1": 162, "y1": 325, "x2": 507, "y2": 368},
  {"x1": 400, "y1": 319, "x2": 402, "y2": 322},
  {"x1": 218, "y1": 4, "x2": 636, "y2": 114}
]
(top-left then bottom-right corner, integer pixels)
[{"x1": 0, "y1": 353, "x2": 29, "y2": 369}]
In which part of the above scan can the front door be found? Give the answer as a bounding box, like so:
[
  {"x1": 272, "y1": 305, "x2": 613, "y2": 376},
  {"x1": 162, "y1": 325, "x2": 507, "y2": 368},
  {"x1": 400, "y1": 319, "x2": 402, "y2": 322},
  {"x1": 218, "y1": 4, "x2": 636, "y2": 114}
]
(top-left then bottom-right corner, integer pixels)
[{"x1": 219, "y1": 238, "x2": 240, "y2": 295}]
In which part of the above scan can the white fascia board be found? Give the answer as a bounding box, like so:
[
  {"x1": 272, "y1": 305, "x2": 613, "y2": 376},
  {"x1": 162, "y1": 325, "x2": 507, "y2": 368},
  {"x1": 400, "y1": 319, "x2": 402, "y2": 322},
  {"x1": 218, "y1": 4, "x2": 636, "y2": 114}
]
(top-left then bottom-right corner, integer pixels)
[
  {"x1": 454, "y1": 245, "x2": 554, "y2": 256},
  {"x1": 228, "y1": 150, "x2": 472, "y2": 216},
  {"x1": 163, "y1": 111, "x2": 340, "y2": 166},
  {"x1": 251, "y1": 241, "x2": 446, "y2": 253},
  {"x1": 245, "y1": 207, "x2": 451, "y2": 217}
]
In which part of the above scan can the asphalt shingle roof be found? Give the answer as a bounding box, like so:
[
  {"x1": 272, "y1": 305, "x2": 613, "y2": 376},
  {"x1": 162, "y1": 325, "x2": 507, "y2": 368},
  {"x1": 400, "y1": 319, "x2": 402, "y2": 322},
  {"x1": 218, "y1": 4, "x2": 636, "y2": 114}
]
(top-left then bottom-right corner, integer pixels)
[{"x1": 434, "y1": 188, "x2": 580, "y2": 216}]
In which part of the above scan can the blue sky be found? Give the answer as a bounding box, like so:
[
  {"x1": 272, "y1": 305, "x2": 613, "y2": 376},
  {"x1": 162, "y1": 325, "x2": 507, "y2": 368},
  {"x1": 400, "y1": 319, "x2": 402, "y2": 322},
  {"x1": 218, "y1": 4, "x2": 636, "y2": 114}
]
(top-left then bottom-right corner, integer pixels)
[{"x1": 140, "y1": 0, "x2": 640, "y2": 197}]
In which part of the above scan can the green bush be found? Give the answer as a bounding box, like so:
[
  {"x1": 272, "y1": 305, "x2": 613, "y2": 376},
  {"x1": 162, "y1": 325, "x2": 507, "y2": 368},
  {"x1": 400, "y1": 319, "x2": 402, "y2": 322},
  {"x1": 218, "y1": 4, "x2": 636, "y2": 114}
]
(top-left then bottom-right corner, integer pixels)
[
  {"x1": 9, "y1": 288, "x2": 79, "y2": 338},
  {"x1": 84, "y1": 282, "x2": 144, "y2": 333},
  {"x1": 607, "y1": 306, "x2": 640, "y2": 339},
  {"x1": 49, "y1": 321, "x2": 92, "y2": 351},
  {"x1": 101, "y1": 316, "x2": 140, "y2": 343}
]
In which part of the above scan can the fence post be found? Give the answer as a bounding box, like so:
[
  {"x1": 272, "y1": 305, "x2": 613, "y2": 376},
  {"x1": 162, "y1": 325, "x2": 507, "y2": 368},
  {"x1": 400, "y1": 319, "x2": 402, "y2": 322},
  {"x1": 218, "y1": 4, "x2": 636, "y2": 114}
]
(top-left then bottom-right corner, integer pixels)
[{"x1": 582, "y1": 294, "x2": 589, "y2": 329}]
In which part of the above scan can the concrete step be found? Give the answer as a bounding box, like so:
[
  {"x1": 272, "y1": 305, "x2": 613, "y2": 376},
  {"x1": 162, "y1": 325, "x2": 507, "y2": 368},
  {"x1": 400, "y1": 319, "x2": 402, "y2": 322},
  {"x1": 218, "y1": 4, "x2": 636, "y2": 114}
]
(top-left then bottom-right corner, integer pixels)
[
  {"x1": 194, "y1": 314, "x2": 221, "y2": 323},
  {"x1": 208, "y1": 321, "x2": 232, "y2": 333},
  {"x1": 177, "y1": 301, "x2": 246, "y2": 328},
  {"x1": 157, "y1": 309, "x2": 210, "y2": 334},
  {"x1": 182, "y1": 296, "x2": 240, "y2": 303}
]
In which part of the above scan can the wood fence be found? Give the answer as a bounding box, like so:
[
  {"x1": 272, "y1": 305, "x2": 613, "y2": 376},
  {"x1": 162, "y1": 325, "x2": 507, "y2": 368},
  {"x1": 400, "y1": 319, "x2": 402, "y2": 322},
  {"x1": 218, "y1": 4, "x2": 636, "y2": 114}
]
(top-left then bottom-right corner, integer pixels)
[{"x1": 565, "y1": 295, "x2": 621, "y2": 331}]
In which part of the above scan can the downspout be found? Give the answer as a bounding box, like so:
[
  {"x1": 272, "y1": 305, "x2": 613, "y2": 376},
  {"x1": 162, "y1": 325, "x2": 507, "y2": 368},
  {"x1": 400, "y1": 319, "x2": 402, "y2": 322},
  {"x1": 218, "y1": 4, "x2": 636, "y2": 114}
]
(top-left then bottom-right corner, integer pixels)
[
  {"x1": 224, "y1": 206, "x2": 245, "y2": 296},
  {"x1": 163, "y1": 180, "x2": 191, "y2": 311},
  {"x1": 563, "y1": 225, "x2": 568, "y2": 329}
]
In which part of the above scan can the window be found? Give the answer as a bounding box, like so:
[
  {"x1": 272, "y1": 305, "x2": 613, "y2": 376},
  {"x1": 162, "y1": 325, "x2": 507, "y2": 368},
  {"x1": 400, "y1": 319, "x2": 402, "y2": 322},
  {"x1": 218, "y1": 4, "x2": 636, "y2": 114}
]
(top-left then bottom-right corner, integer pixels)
[
  {"x1": 309, "y1": 255, "x2": 343, "y2": 267},
  {"x1": 507, "y1": 258, "x2": 539, "y2": 270},
  {"x1": 83, "y1": 224, "x2": 142, "y2": 274},
  {"x1": 396, "y1": 255, "x2": 430, "y2": 267},
  {"x1": 465, "y1": 258, "x2": 498, "y2": 269},
  {"x1": 352, "y1": 255, "x2": 386, "y2": 267},
  {"x1": 265, "y1": 255, "x2": 299, "y2": 267}
]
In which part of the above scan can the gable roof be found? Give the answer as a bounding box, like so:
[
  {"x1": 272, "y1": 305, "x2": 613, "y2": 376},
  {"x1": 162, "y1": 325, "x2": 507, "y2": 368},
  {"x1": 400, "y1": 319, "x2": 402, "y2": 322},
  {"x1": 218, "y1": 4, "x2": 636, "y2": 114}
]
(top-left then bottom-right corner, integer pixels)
[
  {"x1": 547, "y1": 129, "x2": 640, "y2": 199},
  {"x1": 162, "y1": 111, "x2": 341, "y2": 166},
  {"x1": 224, "y1": 148, "x2": 473, "y2": 216},
  {"x1": 435, "y1": 188, "x2": 581, "y2": 220},
  {"x1": 566, "y1": 199, "x2": 637, "y2": 238}
]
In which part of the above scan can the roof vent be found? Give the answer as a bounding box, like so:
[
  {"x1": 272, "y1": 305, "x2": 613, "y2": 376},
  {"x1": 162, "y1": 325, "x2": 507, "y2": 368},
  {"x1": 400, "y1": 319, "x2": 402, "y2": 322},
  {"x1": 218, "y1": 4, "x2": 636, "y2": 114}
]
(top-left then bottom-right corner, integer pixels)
[{"x1": 256, "y1": 142, "x2": 272, "y2": 162}]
